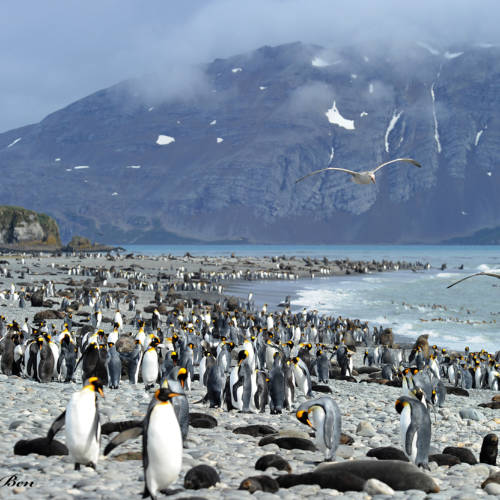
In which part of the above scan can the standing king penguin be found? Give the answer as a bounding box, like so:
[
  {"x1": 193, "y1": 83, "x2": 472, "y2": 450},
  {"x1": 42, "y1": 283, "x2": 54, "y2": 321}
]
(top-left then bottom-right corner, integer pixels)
[
  {"x1": 104, "y1": 388, "x2": 183, "y2": 499},
  {"x1": 47, "y1": 377, "x2": 104, "y2": 470},
  {"x1": 395, "y1": 396, "x2": 431, "y2": 469}
]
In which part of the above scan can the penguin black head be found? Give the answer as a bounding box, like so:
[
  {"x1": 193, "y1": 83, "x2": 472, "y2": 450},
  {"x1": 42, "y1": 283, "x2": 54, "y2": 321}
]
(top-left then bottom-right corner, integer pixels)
[
  {"x1": 171, "y1": 351, "x2": 178, "y2": 362},
  {"x1": 155, "y1": 388, "x2": 180, "y2": 403},
  {"x1": 177, "y1": 367, "x2": 188, "y2": 388},
  {"x1": 238, "y1": 350, "x2": 249, "y2": 365},
  {"x1": 296, "y1": 409, "x2": 312, "y2": 427},
  {"x1": 85, "y1": 377, "x2": 105, "y2": 397},
  {"x1": 395, "y1": 398, "x2": 409, "y2": 414}
]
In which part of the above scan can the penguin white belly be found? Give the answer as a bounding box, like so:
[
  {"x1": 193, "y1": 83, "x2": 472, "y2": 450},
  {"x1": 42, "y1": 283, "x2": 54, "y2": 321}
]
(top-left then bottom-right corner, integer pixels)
[
  {"x1": 249, "y1": 371, "x2": 258, "y2": 411},
  {"x1": 142, "y1": 350, "x2": 159, "y2": 385},
  {"x1": 50, "y1": 343, "x2": 59, "y2": 377},
  {"x1": 448, "y1": 365, "x2": 455, "y2": 385},
  {"x1": 293, "y1": 366, "x2": 307, "y2": 394},
  {"x1": 65, "y1": 391, "x2": 100, "y2": 465},
  {"x1": 265, "y1": 347, "x2": 275, "y2": 370},
  {"x1": 411, "y1": 431, "x2": 418, "y2": 463},
  {"x1": 199, "y1": 358, "x2": 207, "y2": 385},
  {"x1": 229, "y1": 367, "x2": 243, "y2": 409},
  {"x1": 146, "y1": 404, "x2": 183, "y2": 495},
  {"x1": 400, "y1": 405, "x2": 413, "y2": 459},
  {"x1": 59, "y1": 357, "x2": 67, "y2": 382},
  {"x1": 108, "y1": 330, "x2": 118, "y2": 344},
  {"x1": 36, "y1": 351, "x2": 42, "y2": 381},
  {"x1": 310, "y1": 408, "x2": 328, "y2": 457}
]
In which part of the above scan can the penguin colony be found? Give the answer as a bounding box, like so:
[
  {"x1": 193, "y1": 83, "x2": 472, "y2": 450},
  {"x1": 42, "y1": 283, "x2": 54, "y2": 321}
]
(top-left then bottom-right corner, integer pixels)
[{"x1": 0, "y1": 252, "x2": 498, "y2": 498}]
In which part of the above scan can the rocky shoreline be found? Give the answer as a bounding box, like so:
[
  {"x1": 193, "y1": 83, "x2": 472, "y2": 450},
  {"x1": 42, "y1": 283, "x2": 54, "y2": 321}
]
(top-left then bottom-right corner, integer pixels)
[{"x1": 0, "y1": 252, "x2": 497, "y2": 500}]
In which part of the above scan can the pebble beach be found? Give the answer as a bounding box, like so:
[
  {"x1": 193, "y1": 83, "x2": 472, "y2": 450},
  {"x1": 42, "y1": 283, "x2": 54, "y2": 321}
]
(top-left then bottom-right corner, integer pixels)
[{"x1": 0, "y1": 251, "x2": 498, "y2": 500}]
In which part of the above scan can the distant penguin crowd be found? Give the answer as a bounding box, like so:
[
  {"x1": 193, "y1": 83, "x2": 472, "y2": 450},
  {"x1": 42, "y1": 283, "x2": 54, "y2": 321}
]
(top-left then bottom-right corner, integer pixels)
[{"x1": 0, "y1": 255, "x2": 498, "y2": 498}]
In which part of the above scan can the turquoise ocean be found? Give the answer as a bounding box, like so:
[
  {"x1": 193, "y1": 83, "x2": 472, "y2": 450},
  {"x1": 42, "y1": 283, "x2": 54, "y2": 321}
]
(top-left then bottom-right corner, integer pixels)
[{"x1": 121, "y1": 245, "x2": 500, "y2": 353}]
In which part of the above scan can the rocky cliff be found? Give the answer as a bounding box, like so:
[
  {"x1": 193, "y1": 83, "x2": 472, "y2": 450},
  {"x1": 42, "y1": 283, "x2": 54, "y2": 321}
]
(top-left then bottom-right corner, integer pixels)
[
  {"x1": 0, "y1": 41, "x2": 499, "y2": 244},
  {"x1": 0, "y1": 206, "x2": 61, "y2": 246}
]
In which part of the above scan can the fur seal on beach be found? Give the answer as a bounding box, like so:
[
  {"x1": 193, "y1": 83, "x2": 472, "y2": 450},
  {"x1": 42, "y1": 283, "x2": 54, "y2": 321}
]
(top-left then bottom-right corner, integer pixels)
[
  {"x1": 184, "y1": 464, "x2": 220, "y2": 490},
  {"x1": 14, "y1": 437, "x2": 68, "y2": 456},
  {"x1": 276, "y1": 470, "x2": 365, "y2": 492},
  {"x1": 480, "y1": 433, "x2": 498, "y2": 465},
  {"x1": 233, "y1": 424, "x2": 276, "y2": 437},
  {"x1": 189, "y1": 413, "x2": 217, "y2": 429},
  {"x1": 258, "y1": 435, "x2": 316, "y2": 451},
  {"x1": 366, "y1": 446, "x2": 409, "y2": 462},
  {"x1": 239, "y1": 475, "x2": 279, "y2": 493},
  {"x1": 442, "y1": 446, "x2": 477, "y2": 465},
  {"x1": 428, "y1": 453, "x2": 461, "y2": 466},
  {"x1": 314, "y1": 460, "x2": 439, "y2": 493},
  {"x1": 255, "y1": 454, "x2": 292, "y2": 472}
]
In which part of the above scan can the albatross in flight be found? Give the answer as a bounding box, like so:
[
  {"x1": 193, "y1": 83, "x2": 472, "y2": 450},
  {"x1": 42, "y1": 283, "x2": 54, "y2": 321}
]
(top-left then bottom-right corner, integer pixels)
[
  {"x1": 447, "y1": 271, "x2": 500, "y2": 289},
  {"x1": 295, "y1": 158, "x2": 422, "y2": 185}
]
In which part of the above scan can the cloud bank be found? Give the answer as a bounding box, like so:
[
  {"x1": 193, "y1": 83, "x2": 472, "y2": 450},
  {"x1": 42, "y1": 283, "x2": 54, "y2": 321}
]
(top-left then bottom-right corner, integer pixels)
[{"x1": 1, "y1": 0, "x2": 499, "y2": 132}]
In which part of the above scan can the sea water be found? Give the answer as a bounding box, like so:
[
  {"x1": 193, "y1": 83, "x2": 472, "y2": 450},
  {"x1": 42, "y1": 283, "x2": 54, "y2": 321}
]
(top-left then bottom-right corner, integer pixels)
[{"x1": 121, "y1": 245, "x2": 500, "y2": 352}]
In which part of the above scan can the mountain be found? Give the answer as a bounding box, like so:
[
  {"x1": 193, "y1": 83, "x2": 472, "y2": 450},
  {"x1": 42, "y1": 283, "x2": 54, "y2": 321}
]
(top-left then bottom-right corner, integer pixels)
[{"x1": 1, "y1": 41, "x2": 499, "y2": 244}]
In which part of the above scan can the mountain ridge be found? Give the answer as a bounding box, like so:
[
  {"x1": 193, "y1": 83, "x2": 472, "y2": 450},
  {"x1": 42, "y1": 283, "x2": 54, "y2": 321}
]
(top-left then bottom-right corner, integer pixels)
[{"x1": 0, "y1": 41, "x2": 499, "y2": 244}]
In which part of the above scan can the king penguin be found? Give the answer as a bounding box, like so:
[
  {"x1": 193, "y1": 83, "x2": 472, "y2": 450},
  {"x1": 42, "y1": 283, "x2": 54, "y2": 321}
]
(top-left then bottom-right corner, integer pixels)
[
  {"x1": 395, "y1": 396, "x2": 432, "y2": 469},
  {"x1": 142, "y1": 337, "x2": 160, "y2": 390},
  {"x1": 296, "y1": 396, "x2": 342, "y2": 461},
  {"x1": 47, "y1": 377, "x2": 104, "y2": 470},
  {"x1": 104, "y1": 389, "x2": 183, "y2": 499}
]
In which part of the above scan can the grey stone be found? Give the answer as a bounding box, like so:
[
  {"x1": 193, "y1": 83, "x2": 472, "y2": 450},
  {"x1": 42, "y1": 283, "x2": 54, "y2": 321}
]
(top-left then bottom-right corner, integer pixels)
[
  {"x1": 356, "y1": 421, "x2": 376, "y2": 437},
  {"x1": 364, "y1": 478, "x2": 395, "y2": 495}
]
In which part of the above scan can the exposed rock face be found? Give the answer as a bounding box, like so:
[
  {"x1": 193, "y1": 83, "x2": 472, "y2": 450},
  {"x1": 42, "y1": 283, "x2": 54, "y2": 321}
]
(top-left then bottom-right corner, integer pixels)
[
  {"x1": 0, "y1": 41, "x2": 498, "y2": 243},
  {"x1": 0, "y1": 206, "x2": 61, "y2": 246}
]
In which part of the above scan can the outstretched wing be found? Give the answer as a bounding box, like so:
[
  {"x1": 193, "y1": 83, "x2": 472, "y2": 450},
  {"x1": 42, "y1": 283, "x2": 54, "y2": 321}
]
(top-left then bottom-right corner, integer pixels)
[
  {"x1": 47, "y1": 411, "x2": 66, "y2": 442},
  {"x1": 447, "y1": 271, "x2": 500, "y2": 289},
  {"x1": 372, "y1": 158, "x2": 422, "y2": 174},
  {"x1": 295, "y1": 167, "x2": 357, "y2": 184},
  {"x1": 103, "y1": 426, "x2": 143, "y2": 456}
]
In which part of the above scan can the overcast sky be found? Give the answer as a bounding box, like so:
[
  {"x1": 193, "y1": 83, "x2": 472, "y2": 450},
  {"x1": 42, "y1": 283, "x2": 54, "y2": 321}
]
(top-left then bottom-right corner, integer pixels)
[{"x1": 1, "y1": 0, "x2": 498, "y2": 133}]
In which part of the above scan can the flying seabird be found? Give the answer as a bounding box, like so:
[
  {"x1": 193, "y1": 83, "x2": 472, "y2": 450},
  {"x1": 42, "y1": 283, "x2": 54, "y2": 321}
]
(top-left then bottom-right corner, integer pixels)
[
  {"x1": 295, "y1": 158, "x2": 422, "y2": 185},
  {"x1": 446, "y1": 271, "x2": 500, "y2": 289}
]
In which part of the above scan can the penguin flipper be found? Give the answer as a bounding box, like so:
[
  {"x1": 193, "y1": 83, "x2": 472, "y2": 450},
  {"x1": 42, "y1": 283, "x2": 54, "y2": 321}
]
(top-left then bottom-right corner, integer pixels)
[
  {"x1": 232, "y1": 376, "x2": 244, "y2": 402},
  {"x1": 103, "y1": 426, "x2": 143, "y2": 456},
  {"x1": 404, "y1": 421, "x2": 417, "y2": 458},
  {"x1": 47, "y1": 410, "x2": 66, "y2": 442},
  {"x1": 101, "y1": 419, "x2": 144, "y2": 435}
]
